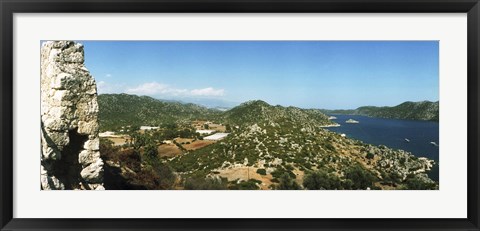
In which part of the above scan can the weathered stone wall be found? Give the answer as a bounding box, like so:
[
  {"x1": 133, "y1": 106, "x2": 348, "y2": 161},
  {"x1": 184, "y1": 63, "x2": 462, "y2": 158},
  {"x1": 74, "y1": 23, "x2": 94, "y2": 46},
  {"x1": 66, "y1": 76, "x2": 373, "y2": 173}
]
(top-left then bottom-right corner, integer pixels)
[{"x1": 41, "y1": 41, "x2": 104, "y2": 190}]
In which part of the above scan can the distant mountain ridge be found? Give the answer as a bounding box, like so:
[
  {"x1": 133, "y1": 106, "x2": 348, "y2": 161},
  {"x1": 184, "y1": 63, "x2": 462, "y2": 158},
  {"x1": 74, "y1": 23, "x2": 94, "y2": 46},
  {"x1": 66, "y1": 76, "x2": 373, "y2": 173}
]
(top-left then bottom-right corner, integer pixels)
[
  {"x1": 99, "y1": 95, "x2": 438, "y2": 135},
  {"x1": 98, "y1": 94, "x2": 336, "y2": 131},
  {"x1": 322, "y1": 101, "x2": 439, "y2": 121},
  {"x1": 98, "y1": 94, "x2": 222, "y2": 131}
]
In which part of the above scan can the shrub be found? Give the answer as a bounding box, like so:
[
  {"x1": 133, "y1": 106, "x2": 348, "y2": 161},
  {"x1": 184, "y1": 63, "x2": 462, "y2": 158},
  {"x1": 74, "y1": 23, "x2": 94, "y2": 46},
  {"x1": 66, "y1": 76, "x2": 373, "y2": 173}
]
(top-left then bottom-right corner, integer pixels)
[
  {"x1": 116, "y1": 149, "x2": 142, "y2": 172},
  {"x1": 324, "y1": 143, "x2": 336, "y2": 151},
  {"x1": 344, "y1": 164, "x2": 377, "y2": 190},
  {"x1": 366, "y1": 153, "x2": 375, "y2": 159},
  {"x1": 151, "y1": 162, "x2": 177, "y2": 189},
  {"x1": 229, "y1": 179, "x2": 260, "y2": 190},
  {"x1": 286, "y1": 171, "x2": 296, "y2": 179},
  {"x1": 404, "y1": 175, "x2": 437, "y2": 190},
  {"x1": 143, "y1": 143, "x2": 159, "y2": 164},
  {"x1": 99, "y1": 138, "x2": 119, "y2": 161},
  {"x1": 271, "y1": 166, "x2": 296, "y2": 180},
  {"x1": 381, "y1": 171, "x2": 402, "y2": 186},
  {"x1": 285, "y1": 164, "x2": 294, "y2": 171},
  {"x1": 256, "y1": 169, "x2": 267, "y2": 175},
  {"x1": 270, "y1": 169, "x2": 283, "y2": 178},
  {"x1": 184, "y1": 177, "x2": 228, "y2": 190},
  {"x1": 275, "y1": 173, "x2": 301, "y2": 190},
  {"x1": 303, "y1": 170, "x2": 342, "y2": 190}
]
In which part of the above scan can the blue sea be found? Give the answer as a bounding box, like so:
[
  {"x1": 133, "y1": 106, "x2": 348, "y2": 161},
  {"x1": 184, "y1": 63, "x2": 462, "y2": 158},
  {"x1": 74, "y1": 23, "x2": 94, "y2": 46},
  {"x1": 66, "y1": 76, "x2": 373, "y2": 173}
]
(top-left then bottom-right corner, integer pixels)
[{"x1": 325, "y1": 115, "x2": 439, "y2": 182}]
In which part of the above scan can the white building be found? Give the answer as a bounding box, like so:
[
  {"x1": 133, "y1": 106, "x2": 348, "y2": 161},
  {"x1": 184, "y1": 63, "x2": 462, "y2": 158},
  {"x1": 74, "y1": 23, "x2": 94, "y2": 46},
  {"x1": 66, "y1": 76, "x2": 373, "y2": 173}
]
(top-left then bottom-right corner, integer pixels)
[
  {"x1": 196, "y1": 129, "x2": 215, "y2": 135},
  {"x1": 99, "y1": 131, "x2": 116, "y2": 137},
  {"x1": 140, "y1": 126, "x2": 159, "y2": 130},
  {"x1": 204, "y1": 133, "x2": 229, "y2": 141}
]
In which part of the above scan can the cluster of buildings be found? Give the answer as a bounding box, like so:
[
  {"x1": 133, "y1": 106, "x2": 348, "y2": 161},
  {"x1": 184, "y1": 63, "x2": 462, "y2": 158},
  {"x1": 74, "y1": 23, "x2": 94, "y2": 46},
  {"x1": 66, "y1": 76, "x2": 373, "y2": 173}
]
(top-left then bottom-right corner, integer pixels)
[
  {"x1": 101, "y1": 121, "x2": 231, "y2": 145},
  {"x1": 192, "y1": 120, "x2": 230, "y2": 141}
]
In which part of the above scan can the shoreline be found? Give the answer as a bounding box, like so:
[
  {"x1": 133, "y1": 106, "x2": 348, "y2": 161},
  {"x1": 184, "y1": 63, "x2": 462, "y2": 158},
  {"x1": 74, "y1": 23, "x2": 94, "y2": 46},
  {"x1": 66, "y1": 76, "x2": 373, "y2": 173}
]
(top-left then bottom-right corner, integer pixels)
[
  {"x1": 320, "y1": 124, "x2": 341, "y2": 128},
  {"x1": 328, "y1": 113, "x2": 439, "y2": 123}
]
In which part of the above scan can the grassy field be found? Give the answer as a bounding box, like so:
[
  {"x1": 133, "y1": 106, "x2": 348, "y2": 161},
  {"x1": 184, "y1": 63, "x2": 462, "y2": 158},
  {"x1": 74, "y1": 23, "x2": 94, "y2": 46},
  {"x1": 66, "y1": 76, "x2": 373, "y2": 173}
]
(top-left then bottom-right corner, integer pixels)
[
  {"x1": 106, "y1": 137, "x2": 129, "y2": 146},
  {"x1": 183, "y1": 140, "x2": 215, "y2": 151},
  {"x1": 157, "y1": 144, "x2": 182, "y2": 157}
]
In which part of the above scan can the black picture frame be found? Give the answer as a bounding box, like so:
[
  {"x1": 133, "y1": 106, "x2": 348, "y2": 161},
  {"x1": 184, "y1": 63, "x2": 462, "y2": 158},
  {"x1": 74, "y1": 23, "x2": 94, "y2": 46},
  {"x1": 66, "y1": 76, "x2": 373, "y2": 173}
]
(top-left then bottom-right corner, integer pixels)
[{"x1": 1, "y1": 0, "x2": 479, "y2": 230}]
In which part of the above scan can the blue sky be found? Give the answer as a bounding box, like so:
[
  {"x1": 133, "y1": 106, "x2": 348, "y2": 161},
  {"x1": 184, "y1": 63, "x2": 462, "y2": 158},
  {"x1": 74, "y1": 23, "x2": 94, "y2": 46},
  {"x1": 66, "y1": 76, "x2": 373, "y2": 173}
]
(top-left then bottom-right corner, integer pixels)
[{"x1": 79, "y1": 41, "x2": 439, "y2": 109}]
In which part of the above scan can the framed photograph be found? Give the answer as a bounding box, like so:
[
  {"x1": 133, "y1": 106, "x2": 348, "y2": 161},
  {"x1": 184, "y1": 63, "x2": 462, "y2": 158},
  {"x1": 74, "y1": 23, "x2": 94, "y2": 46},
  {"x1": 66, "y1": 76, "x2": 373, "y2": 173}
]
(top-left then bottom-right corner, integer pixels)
[{"x1": 1, "y1": 0, "x2": 479, "y2": 230}]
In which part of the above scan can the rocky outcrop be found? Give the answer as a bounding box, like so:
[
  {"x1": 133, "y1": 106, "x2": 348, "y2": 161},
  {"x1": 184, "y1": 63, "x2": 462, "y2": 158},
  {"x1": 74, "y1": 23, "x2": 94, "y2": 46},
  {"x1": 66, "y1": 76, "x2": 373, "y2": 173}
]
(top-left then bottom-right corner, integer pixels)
[{"x1": 41, "y1": 41, "x2": 104, "y2": 190}]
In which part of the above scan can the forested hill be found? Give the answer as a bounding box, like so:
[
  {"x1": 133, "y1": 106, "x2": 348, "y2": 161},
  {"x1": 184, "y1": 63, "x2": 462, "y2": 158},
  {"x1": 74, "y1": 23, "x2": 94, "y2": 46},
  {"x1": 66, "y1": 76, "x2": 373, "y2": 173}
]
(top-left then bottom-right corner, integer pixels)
[
  {"x1": 98, "y1": 94, "x2": 221, "y2": 131},
  {"x1": 223, "y1": 100, "x2": 334, "y2": 127},
  {"x1": 322, "y1": 101, "x2": 439, "y2": 121},
  {"x1": 168, "y1": 98, "x2": 437, "y2": 190},
  {"x1": 98, "y1": 94, "x2": 437, "y2": 190},
  {"x1": 98, "y1": 94, "x2": 336, "y2": 131},
  {"x1": 99, "y1": 94, "x2": 438, "y2": 133}
]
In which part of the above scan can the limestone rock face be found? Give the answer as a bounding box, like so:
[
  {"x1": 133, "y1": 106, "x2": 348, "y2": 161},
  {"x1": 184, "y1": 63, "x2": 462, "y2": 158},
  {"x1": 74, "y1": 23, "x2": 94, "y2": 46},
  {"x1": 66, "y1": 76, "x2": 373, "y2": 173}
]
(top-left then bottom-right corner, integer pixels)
[{"x1": 41, "y1": 41, "x2": 104, "y2": 190}]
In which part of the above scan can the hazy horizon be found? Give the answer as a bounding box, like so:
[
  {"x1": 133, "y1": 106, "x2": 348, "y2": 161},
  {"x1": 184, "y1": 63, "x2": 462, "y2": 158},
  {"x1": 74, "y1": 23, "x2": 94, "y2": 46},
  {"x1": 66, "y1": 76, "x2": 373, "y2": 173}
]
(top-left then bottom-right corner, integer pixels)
[
  {"x1": 100, "y1": 92, "x2": 438, "y2": 111},
  {"x1": 82, "y1": 41, "x2": 439, "y2": 109}
]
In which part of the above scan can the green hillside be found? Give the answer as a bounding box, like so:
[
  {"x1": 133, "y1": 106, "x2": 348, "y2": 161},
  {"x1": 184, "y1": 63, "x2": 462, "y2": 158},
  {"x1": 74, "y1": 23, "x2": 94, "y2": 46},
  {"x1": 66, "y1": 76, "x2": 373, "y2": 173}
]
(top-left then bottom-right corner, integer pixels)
[
  {"x1": 98, "y1": 94, "x2": 221, "y2": 131},
  {"x1": 168, "y1": 99, "x2": 437, "y2": 190},
  {"x1": 223, "y1": 100, "x2": 334, "y2": 127},
  {"x1": 98, "y1": 94, "x2": 437, "y2": 190},
  {"x1": 323, "y1": 101, "x2": 439, "y2": 121}
]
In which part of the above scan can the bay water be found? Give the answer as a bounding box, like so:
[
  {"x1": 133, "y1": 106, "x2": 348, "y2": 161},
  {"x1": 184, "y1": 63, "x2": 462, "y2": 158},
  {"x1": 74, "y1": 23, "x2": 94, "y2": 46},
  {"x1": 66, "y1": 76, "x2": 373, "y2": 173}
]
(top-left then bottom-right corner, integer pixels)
[{"x1": 325, "y1": 114, "x2": 439, "y2": 182}]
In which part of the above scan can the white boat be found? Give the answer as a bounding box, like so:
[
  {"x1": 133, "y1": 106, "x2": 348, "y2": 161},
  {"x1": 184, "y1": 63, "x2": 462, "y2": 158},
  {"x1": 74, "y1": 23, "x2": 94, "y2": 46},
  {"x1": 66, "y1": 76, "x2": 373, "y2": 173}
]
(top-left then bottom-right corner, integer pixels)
[
  {"x1": 430, "y1": 141, "x2": 439, "y2": 147},
  {"x1": 328, "y1": 116, "x2": 337, "y2": 120},
  {"x1": 345, "y1": 119, "x2": 359, "y2": 124},
  {"x1": 405, "y1": 138, "x2": 410, "y2": 142}
]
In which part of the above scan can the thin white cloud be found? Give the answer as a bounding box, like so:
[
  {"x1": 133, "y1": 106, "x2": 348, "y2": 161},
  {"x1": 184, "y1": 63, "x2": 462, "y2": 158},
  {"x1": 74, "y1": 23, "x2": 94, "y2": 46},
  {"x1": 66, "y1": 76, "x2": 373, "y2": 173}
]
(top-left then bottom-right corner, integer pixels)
[
  {"x1": 126, "y1": 82, "x2": 187, "y2": 96},
  {"x1": 96, "y1": 80, "x2": 125, "y2": 94},
  {"x1": 105, "y1": 74, "x2": 112, "y2": 77},
  {"x1": 96, "y1": 81, "x2": 107, "y2": 93},
  {"x1": 190, "y1": 87, "x2": 225, "y2": 96},
  {"x1": 125, "y1": 82, "x2": 225, "y2": 97}
]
